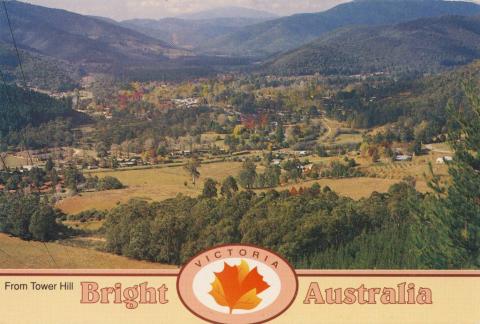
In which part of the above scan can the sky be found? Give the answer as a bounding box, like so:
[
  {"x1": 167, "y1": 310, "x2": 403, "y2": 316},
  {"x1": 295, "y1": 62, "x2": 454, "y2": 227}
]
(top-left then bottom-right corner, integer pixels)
[{"x1": 19, "y1": 0, "x2": 352, "y2": 20}]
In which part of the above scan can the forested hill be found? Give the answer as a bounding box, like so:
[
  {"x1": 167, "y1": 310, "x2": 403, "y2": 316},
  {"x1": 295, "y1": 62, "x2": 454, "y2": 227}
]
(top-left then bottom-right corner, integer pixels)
[
  {"x1": 0, "y1": 1, "x2": 186, "y2": 70},
  {"x1": 198, "y1": 0, "x2": 480, "y2": 57},
  {"x1": 265, "y1": 14, "x2": 480, "y2": 76},
  {"x1": 321, "y1": 61, "x2": 480, "y2": 135},
  {"x1": 0, "y1": 84, "x2": 74, "y2": 136},
  {"x1": 0, "y1": 42, "x2": 80, "y2": 91}
]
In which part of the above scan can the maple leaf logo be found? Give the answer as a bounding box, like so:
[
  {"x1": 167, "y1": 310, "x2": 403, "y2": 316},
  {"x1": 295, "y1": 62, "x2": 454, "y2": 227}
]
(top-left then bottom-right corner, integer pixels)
[{"x1": 209, "y1": 260, "x2": 271, "y2": 314}]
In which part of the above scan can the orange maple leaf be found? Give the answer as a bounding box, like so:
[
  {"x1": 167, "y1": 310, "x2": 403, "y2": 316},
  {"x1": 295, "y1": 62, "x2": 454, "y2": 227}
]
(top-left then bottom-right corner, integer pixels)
[{"x1": 209, "y1": 260, "x2": 270, "y2": 314}]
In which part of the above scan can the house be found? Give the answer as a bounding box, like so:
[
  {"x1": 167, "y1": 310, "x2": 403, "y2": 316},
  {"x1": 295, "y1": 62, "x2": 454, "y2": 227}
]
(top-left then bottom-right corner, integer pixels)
[
  {"x1": 395, "y1": 155, "x2": 412, "y2": 162},
  {"x1": 436, "y1": 156, "x2": 453, "y2": 164},
  {"x1": 301, "y1": 164, "x2": 315, "y2": 173},
  {"x1": 172, "y1": 98, "x2": 199, "y2": 108},
  {"x1": 295, "y1": 151, "x2": 311, "y2": 157},
  {"x1": 21, "y1": 165, "x2": 35, "y2": 171},
  {"x1": 123, "y1": 162, "x2": 136, "y2": 167}
]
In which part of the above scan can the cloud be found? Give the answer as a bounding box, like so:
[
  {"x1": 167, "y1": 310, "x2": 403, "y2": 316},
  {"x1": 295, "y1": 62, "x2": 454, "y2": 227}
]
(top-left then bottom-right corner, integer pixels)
[{"x1": 20, "y1": 0, "x2": 351, "y2": 20}]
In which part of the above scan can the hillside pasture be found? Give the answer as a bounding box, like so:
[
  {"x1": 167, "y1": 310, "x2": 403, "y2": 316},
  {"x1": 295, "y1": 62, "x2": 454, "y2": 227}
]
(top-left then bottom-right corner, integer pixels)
[{"x1": 0, "y1": 234, "x2": 175, "y2": 269}]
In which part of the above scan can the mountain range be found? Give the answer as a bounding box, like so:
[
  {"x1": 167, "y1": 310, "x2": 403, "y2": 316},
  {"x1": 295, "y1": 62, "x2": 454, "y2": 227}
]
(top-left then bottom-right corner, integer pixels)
[
  {"x1": 0, "y1": 1, "x2": 185, "y2": 71},
  {"x1": 176, "y1": 6, "x2": 278, "y2": 20},
  {"x1": 197, "y1": 0, "x2": 480, "y2": 57},
  {"x1": 2, "y1": 0, "x2": 480, "y2": 89},
  {"x1": 121, "y1": 17, "x2": 269, "y2": 50},
  {"x1": 0, "y1": 1, "x2": 254, "y2": 88},
  {"x1": 266, "y1": 14, "x2": 480, "y2": 75}
]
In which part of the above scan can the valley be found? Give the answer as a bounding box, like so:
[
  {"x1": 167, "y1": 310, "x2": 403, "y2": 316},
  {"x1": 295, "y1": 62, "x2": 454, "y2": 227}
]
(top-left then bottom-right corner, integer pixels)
[{"x1": 0, "y1": 0, "x2": 479, "y2": 270}]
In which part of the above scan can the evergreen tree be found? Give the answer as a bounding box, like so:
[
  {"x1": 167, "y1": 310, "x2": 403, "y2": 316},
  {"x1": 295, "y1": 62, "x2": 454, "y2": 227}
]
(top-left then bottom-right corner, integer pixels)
[
  {"x1": 45, "y1": 157, "x2": 54, "y2": 172},
  {"x1": 29, "y1": 205, "x2": 58, "y2": 241},
  {"x1": 202, "y1": 178, "x2": 218, "y2": 198},
  {"x1": 435, "y1": 82, "x2": 480, "y2": 266},
  {"x1": 220, "y1": 176, "x2": 238, "y2": 198},
  {"x1": 238, "y1": 159, "x2": 257, "y2": 189},
  {"x1": 275, "y1": 124, "x2": 285, "y2": 145}
]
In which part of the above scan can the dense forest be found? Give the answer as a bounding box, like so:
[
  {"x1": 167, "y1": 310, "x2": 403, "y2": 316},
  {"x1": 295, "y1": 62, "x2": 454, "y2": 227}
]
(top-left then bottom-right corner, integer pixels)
[
  {"x1": 104, "y1": 181, "x2": 443, "y2": 268},
  {"x1": 0, "y1": 42, "x2": 80, "y2": 91},
  {"x1": 266, "y1": 15, "x2": 480, "y2": 76},
  {"x1": 0, "y1": 84, "x2": 73, "y2": 136},
  {"x1": 0, "y1": 84, "x2": 91, "y2": 149},
  {"x1": 0, "y1": 194, "x2": 64, "y2": 241},
  {"x1": 325, "y1": 62, "x2": 480, "y2": 140}
]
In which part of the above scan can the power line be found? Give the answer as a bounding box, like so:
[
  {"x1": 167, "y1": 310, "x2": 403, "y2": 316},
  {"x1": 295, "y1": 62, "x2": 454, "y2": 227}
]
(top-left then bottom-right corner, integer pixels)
[
  {"x1": 2, "y1": 0, "x2": 27, "y2": 88},
  {"x1": 0, "y1": 67, "x2": 13, "y2": 105},
  {"x1": 2, "y1": 2, "x2": 61, "y2": 269},
  {"x1": 42, "y1": 242, "x2": 59, "y2": 267},
  {"x1": 0, "y1": 68, "x2": 12, "y2": 171}
]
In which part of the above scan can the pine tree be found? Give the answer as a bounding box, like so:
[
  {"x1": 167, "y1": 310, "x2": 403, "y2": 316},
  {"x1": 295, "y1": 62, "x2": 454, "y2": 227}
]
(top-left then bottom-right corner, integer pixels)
[
  {"x1": 437, "y1": 82, "x2": 480, "y2": 266},
  {"x1": 29, "y1": 205, "x2": 58, "y2": 241}
]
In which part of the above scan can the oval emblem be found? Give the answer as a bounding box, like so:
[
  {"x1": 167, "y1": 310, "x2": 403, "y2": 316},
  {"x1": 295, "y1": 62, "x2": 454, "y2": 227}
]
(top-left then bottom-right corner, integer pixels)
[{"x1": 177, "y1": 244, "x2": 298, "y2": 324}]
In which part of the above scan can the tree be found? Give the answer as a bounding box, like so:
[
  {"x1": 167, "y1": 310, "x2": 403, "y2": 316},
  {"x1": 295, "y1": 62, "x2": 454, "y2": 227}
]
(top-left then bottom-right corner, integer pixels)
[
  {"x1": 0, "y1": 194, "x2": 62, "y2": 242},
  {"x1": 224, "y1": 135, "x2": 239, "y2": 152},
  {"x1": 157, "y1": 145, "x2": 168, "y2": 157},
  {"x1": 282, "y1": 159, "x2": 303, "y2": 183},
  {"x1": 95, "y1": 142, "x2": 109, "y2": 158},
  {"x1": 408, "y1": 140, "x2": 422, "y2": 155},
  {"x1": 433, "y1": 82, "x2": 480, "y2": 266},
  {"x1": 97, "y1": 176, "x2": 124, "y2": 191},
  {"x1": 202, "y1": 178, "x2": 218, "y2": 198},
  {"x1": 221, "y1": 176, "x2": 239, "y2": 198},
  {"x1": 238, "y1": 160, "x2": 257, "y2": 189},
  {"x1": 275, "y1": 124, "x2": 285, "y2": 144},
  {"x1": 45, "y1": 157, "x2": 54, "y2": 172},
  {"x1": 64, "y1": 164, "x2": 84, "y2": 194},
  {"x1": 184, "y1": 157, "x2": 201, "y2": 186},
  {"x1": 263, "y1": 165, "x2": 281, "y2": 188},
  {"x1": 29, "y1": 205, "x2": 59, "y2": 241},
  {"x1": 29, "y1": 167, "x2": 46, "y2": 191}
]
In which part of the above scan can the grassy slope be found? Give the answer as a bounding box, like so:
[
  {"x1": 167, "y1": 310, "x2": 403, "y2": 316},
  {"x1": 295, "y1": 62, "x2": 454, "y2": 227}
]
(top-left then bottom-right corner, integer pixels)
[{"x1": 0, "y1": 234, "x2": 175, "y2": 269}]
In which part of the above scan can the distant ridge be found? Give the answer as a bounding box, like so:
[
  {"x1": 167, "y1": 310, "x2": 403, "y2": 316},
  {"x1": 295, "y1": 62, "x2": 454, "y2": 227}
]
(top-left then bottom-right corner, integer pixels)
[
  {"x1": 177, "y1": 6, "x2": 278, "y2": 20},
  {"x1": 198, "y1": 0, "x2": 480, "y2": 57},
  {"x1": 121, "y1": 17, "x2": 270, "y2": 49},
  {"x1": 0, "y1": 1, "x2": 186, "y2": 68},
  {"x1": 265, "y1": 15, "x2": 480, "y2": 75}
]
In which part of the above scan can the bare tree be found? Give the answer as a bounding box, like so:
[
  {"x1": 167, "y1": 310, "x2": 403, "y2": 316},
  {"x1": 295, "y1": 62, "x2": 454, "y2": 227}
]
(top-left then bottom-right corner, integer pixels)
[{"x1": 184, "y1": 157, "x2": 201, "y2": 186}]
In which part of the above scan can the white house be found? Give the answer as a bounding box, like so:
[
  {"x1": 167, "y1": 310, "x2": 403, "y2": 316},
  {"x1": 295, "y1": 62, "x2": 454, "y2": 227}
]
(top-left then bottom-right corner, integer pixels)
[
  {"x1": 436, "y1": 156, "x2": 453, "y2": 164},
  {"x1": 395, "y1": 155, "x2": 412, "y2": 162}
]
